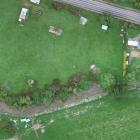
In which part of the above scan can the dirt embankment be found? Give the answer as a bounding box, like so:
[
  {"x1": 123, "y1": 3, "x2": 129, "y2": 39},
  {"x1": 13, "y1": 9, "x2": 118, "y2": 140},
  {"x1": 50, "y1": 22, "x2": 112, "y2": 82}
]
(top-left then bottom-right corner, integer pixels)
[{"x1": 0, "y1": 84, "x2": 105, "y2": 117}]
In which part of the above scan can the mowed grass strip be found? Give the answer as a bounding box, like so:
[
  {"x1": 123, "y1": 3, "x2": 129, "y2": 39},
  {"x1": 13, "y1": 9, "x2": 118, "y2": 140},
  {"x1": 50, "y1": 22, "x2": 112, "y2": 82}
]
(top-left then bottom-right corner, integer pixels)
[{"x1": 0, "y1": 0, "x2": 123, "y2": 93}]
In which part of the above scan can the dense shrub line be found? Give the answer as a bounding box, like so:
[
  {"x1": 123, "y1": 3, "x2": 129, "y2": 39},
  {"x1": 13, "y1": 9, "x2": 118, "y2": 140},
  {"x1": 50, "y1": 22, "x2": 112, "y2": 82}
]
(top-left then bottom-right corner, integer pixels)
[{"x1": 0, "y1": 72, "x2": 95, "y2": 108}]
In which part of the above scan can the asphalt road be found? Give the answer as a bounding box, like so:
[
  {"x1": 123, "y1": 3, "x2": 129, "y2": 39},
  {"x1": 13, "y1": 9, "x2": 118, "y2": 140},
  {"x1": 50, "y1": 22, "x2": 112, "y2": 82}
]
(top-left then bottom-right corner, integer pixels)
[{"x1": 56, "y1": 0, "x2": 140, "y2": 25}]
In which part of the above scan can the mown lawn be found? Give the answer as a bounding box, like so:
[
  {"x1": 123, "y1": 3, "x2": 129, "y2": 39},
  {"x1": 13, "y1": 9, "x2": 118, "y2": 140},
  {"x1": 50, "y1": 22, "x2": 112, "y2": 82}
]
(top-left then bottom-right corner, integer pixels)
[
  {"x1": 20, "y1": 94, "x2": 140, "y2": 140},
  {"x1": 0, "y1": 0, "x2": 123, "y2": 93}
]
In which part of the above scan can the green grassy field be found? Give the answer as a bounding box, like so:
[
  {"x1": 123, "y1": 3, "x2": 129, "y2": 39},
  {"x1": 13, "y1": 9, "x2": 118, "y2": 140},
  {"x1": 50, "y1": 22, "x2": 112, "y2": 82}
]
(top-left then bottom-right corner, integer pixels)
[
  {"x1": 0, "y1": 1, "x2": 139, "y2": 139},
  {"x1": 18, "y1": 94, "x2": 140, "y2": 140},
  {"x1": 0, "y1": 119, "x2": 16, "y2": 139},
  {"x1": 0, "y1": 0, "x2": 123, "y2": 93}
]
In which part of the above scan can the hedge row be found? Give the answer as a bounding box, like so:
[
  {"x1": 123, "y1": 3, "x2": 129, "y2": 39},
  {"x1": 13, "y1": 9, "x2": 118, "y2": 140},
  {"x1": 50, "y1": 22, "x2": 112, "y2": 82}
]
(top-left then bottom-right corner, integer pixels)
[{"x1": 0, "y1": 72, "x2": 95, "y2": 108}]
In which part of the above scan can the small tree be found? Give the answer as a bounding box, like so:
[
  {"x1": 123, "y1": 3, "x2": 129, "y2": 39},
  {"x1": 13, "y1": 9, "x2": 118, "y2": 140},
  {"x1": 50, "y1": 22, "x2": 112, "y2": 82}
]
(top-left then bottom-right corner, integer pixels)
[
  {"x1": 16, "y1": 96, "x2": 32, "y2": 107},
  {"x1": 0, "y1": 119, "x2": 16, "y2": 139},
  {"x1": 125, "y1": 71, "x2": 136, "y2": 84},
  {"x1": 52, "y1": 2, "x2": 62, "y2": 10},
  {"x1": 50, "y1": 79, "x2": 62, "y2": 94},
  {"x1": 67, "y1": 73, "x2": 81, "y2": 88},
  {"x1": 100, "y1": 73, "x2": 115, "y2": 92}
]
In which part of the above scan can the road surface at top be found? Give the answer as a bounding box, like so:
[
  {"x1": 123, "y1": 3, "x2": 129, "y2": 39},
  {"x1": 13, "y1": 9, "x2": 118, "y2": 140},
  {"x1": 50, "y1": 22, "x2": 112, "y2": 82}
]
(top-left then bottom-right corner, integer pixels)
[{"x1": 55, "y1": 0, "x2": 140, "y2": 25}]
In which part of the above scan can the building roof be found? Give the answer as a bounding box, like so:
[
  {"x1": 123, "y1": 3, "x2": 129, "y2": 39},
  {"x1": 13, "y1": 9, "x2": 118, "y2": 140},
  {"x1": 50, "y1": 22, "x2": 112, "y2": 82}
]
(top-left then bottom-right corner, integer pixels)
[
  {"x1": 20, "y1": 118, "x2": 31, "y2": 123},
  {"x1": 19, "y1": 8, "x2": 28, "y2": 22},
  {"x1": 128, "y1": 40, "x2": 139, "y2": 47},
  {"x1": 30, "y1": 0, "x2": 40, "y2": 4},
  {"x1": 80, "y1": 16, "x2": 88, "y2": 25},
  {"x1": 101, "y1": 25, "x2": 108, "y2": 30}
]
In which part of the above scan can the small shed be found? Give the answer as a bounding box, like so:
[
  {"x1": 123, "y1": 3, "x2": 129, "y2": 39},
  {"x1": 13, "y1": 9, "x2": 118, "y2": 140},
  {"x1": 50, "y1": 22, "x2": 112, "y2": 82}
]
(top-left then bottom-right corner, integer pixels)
[
  {"x1": 19, "y1": 8, "x2": 29, "y2": 22},
  {"x1": 30, "y1": 0, "x2": 41, "y2": 4},
  {"x1": 128, "y1": 40, "x2": 139, "y2": 47},
  {"x1": 128, "y1": 34, "x2": 140, "y2": 49},
  {"x1": 101, "y1": 25, "x2": 108, "y2": 31},
  {"x1": 48, "y1": 26, "x2": 63, "y2": 36},
  {"x1": 80, "y1": 16, "x2": 88, "y2": 25},
  {"x1": 128, "y1": 40, "x2": 140, "y2": 49},
  {"x1": 137, "y1": 43, "x2": 140, "y2": 49},
  {"x1": 20, "y1": 118, "x2": 31, "y2": 123}
]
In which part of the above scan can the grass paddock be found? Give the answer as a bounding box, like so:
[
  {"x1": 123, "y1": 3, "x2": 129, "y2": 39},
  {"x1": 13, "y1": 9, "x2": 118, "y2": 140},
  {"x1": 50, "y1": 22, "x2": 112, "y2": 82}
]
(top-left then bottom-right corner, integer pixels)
[
  {"x1": 0, "y1": 0, "x2": 123, "y2": 93},
  {"x1": 20, "y1": 94, "x2": 140, "y2": 140}
]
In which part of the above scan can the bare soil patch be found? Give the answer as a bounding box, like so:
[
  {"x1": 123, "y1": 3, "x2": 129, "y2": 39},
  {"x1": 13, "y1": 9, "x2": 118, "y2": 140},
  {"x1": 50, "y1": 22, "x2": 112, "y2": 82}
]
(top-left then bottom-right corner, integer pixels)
[{"x1": 130, "y1": 50, "x2": 140, "y2": 58}]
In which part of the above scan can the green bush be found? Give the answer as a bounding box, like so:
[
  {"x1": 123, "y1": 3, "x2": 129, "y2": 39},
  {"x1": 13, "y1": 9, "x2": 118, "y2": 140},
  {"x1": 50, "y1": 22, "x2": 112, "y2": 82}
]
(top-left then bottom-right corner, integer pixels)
[
  {"x1": 0, "y1": 90, "x2": 8, "y2": 98},
  {"x1": 100, "y1": 73, "x2": 116, "y2": 91},
  {"x1": 2, "y1": 72, "x2": 96, "y2": 107},
  {"x1": 58, "y1": 87, "x2": 71, "y2": 101},
  {"x1": 0, "y1": 119, "x2": 16, "y2": 139},
  {"x1": 14, "y1": 96, "x2": 32, "y2": 107},
  {"x1": 125, "y1": 71, "x2": 136, "y2": 84},
  {"x1": 42, "y1": 91, "x2": 55, "y2": 105},
  {"x1": 50, "y1": 79, "x2": 62, "y2": 94},
  {"x1": 67, "y1": 73, "x2": 81, "y2": 88}
]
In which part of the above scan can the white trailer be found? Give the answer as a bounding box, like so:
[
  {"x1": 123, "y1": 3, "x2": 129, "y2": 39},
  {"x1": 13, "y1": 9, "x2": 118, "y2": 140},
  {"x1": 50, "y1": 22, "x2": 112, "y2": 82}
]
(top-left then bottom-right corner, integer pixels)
[{"x1": 19, "y1": 8, "x2": 29, "y2": 22}]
